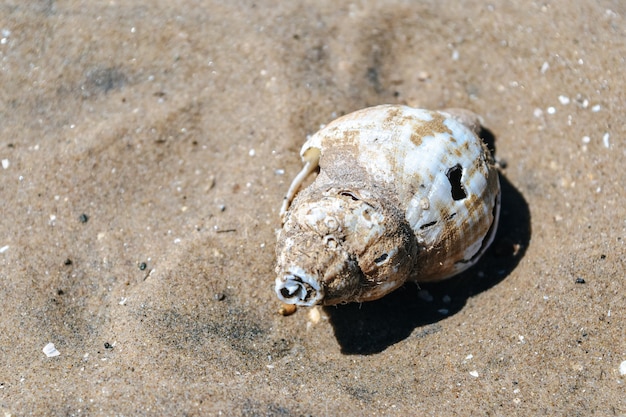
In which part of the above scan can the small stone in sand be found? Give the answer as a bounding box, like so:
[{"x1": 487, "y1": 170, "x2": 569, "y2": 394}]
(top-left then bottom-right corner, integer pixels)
[{"x1": 278, "y1": 303, "x2": 297, "y2": 316}]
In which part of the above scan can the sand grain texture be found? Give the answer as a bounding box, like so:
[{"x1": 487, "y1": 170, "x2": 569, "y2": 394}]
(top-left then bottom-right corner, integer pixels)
[{"x1": 0, "y1": 1, "x2": 624, "y2": 415}]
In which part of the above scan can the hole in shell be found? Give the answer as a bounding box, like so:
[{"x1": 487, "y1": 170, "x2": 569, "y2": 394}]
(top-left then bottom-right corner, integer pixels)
[
  {"x1": 373, "y1": 253, "x2": 388, "y2": 265},
  {"x1": 419, "y1": 220, "x2": 437, "y2": 230},
  {"x1": 340, "y1": 191, "x2": 360, "y2": 201},
  {"x1": 446, "y1": 164, "x2": 467, "y2": 201}
]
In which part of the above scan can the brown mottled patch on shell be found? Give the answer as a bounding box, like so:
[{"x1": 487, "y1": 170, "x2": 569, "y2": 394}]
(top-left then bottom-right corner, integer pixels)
[
  {"x1": 411, "y1": 207, "x2": 478, "y2": 279},
  {"x1": 409, "y1": 111, "x2": 454, "y2": 147},
  {"x1": 382, "y1": 105, "x2": 404, "y2": 124},
  {"x1": 317, "y1": 145, "x2": 373, "y2": 187},
  {"x1": 449, "y1": 138, "x2": 472, "y2": 159},
  {"x1": 327, "y1": 127, "x2": 362, "y2": 146}
]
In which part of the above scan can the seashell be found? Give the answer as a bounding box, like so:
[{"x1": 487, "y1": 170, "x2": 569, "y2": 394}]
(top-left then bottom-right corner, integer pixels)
[
  {"x1": 43, "y1": 342, "x2": 61, "y2": 357},
  {"x1": 275, "y1": 105, "x2": 500, "y2": 306}
]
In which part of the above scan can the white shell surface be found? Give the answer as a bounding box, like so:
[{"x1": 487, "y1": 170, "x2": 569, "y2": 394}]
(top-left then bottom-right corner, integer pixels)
[
  {"x1": 276, "y1": 105, "x2": 500, "y2": 306},
  {"x1": 43, "y1": 342, "x2": 61, "y2": 357}
]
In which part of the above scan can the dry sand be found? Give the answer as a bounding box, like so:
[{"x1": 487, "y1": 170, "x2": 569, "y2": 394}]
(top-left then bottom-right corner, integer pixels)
[{"x1": 1, "y1": 0, "x2": 625, "y2": 415}]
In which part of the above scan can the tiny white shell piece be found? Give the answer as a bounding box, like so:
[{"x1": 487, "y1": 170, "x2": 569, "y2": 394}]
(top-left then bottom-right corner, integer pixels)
[
  {"x1": 276, "y1": 105, "x2": 500, "y2": 306},
  {"x1": 43, "y1": 342, "x2": 61, "y2": 357}
]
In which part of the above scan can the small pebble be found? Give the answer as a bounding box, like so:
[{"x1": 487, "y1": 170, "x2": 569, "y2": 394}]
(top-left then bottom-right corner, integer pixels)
[
  {"x1": 558, "y1": 95, "x2": 570, "y2": 105},
  {"x1": 278, "y1": 303, "x2": 297, "y2": 316},
  {"x1": 308, "y1": 307, "x2": 321, "y2": 323},
  {"x1": 602, "y1": 132, "x2": 610, "y2": 149},
  {"x1": 104, "y1": 342, "x2": 113, "y2": 349},
  {"x1": 138, "y1": 262, "x2": 147, "y2": 271},
  {"x1": 214, "y1": 292, "x2": 226, "y2": 301},
  {"x1": 575, "y1": 277, "x2": 586, "y2": 284},
  {"x1": 417, "y1": 71, "x2": 430, "y2": 81},
  {"x1": 620, "y1": 361, "x2": 626, "y2": 376},
  {"x1": 79, "y1": 213, "x2": 89, "y2": 223}
]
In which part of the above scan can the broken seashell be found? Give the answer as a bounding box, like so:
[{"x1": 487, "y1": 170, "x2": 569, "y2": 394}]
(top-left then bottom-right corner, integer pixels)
[
  {"x1": 275, "y1": 105, "x2": 500, "y2": 306},
  {"x1": 43, "y1": 342, "x2": 61, "y2": 357}
]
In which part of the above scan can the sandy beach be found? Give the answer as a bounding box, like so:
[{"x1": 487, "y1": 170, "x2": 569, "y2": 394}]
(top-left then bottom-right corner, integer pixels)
[{"x1": 0, "y1": 1, "x2": 624, "y2": 415}]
